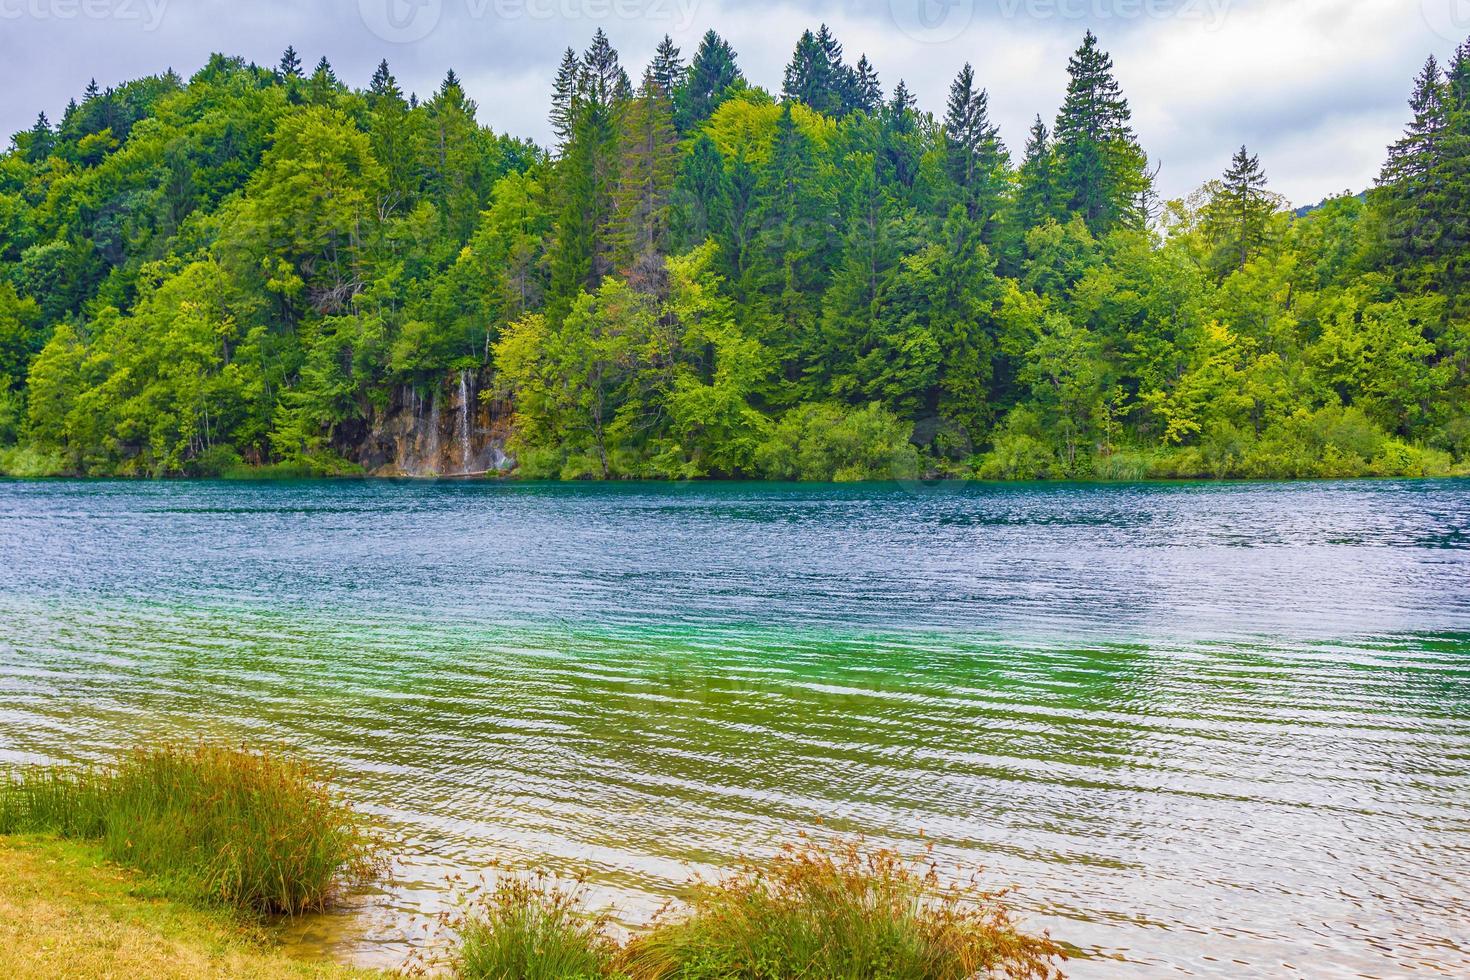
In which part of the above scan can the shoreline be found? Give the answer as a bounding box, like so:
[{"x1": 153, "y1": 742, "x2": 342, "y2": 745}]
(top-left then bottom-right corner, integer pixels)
[
  {"x1": 1, "y1": 471, "x2": 1468, "y2": 485},
  {"x1": 0, "y1": 836, "x2": 381, "y2": 979}
]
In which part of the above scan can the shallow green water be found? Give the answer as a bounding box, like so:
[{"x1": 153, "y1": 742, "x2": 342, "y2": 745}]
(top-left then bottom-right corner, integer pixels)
[{"x1": 2, "y1": 479, "x2": 1468, "y2": 976}]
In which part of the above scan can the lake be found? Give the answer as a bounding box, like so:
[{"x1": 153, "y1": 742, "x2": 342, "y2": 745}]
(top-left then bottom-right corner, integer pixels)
[{"x1": 1, "y1": 479, "x2": 1468, "y2": 976}]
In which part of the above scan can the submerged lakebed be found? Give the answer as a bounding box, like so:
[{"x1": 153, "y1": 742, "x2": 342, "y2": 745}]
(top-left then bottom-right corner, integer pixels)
[{"x1": 1, "y1": 479, "x2": 1468, "y2": 976}]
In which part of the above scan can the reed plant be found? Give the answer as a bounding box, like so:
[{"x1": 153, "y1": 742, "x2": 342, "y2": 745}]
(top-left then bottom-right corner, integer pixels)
[
  {"x1": 0, "y1": 742, "x2": 382, "y2": 915},
  {"x1": 450, "y1": 837, "x2": 1063, "y2": 980},
  {"x1": 451, "y1": 874, "x2": 619, "y2": 980}
]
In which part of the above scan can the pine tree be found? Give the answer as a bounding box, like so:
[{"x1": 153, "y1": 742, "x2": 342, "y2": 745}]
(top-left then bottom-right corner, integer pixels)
[
  {"x1": 674, "y1": 30, "x2": 743, "y2": 132},
  {"x1": 581, "y1": 30, "x2": 632, "y2": 109},
  {"x1": 943, "y1": 64, "x2": 1008, "y2": 231},
  {"x1": 23, "y1": 112, "x2": 53, "y2": 164},
  {"x1": 1053, "y1": 31, "x2": 1150, "y2": 235},
  {"x1": 853, "y1": 56, "x2": 882, "y2": 115},
  {"x1": 612, "y1": 71, "x2": 680, "y2": 291},
  {"x1": 307, "y1": 57, "x2": 342, "y2": 106},
  {"x1": 549, "y1": 32, "x2": 629, "y2": 308},
  {"x1": 889, "y1": 80, "x2": 915, "y2": 116},
  {"x1": 367, "y1": 61, "x2": 419, "y2": 214},
  {"x1": 1206, "y1": 146, "x2": 1275, "y2": 275},
  {"x1": 783, "y1": 30, "x2": 836, "y2": 116},
  {"x1": 1375, "y1": 57, "x2": 1449, "y2": 290},
  {"x1": 424, "y1": 71, "x2": 483, "y2": 241},
  {"x1": 370, "y1": 59, "x2": 397, "y2": 98},
  {"x1": 550, "y1": 47, "x2": 580, "y2": 151},
  {"x1": 1015, "y1": 115, "x2": 1060, "y2": 229},
  {"x1": 671, "y1": 133, "x2": 730, "y2": 255},
  {"x1": 750, "y1": 104, "x2": 835, "y2": 365},
  {"x1": 816, "y1": 25, "x2": 859, "y2": 115},
  {"x1": 650, "y1": 35, "x2": 686, "y2": 97},
  {"x1": 83, "y1": 78, "x2": 100, "y2": 102},
  {"x1": 1439, "y1": 42, "x2": 1470, "y2": 305},
  {"x1": 818, "y1": 157, "x2": 898, "y2": 394},
  {"x1": 881, "y1": 80, "x2": 921, "y2": 187},
  {"x1": 278, "y1": 46, "x2": 302, "y2": 79}
]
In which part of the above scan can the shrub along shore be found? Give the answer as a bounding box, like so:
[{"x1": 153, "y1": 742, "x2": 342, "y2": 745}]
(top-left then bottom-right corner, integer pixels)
[{"x1": 0, "y1": 743, "x2": 1065, "y2": 979}]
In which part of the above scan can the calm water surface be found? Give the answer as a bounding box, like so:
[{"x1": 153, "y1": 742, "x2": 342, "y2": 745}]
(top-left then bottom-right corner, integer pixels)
[{"x1": 1, "y1": 479, "x2": 1468, "y2": 977}]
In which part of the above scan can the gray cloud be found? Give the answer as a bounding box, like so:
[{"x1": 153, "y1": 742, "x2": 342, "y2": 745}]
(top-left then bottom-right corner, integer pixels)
[{"x1": 0, "y1": 0, "x2": 1457, "y2": 204}]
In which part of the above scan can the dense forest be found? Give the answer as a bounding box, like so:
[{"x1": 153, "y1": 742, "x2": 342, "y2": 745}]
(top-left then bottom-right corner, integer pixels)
[{"x1": 1, "y1": 28, "x2": 1467, "y2": 480}]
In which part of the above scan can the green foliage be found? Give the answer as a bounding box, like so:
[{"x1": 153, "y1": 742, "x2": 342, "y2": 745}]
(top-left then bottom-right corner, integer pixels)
[
  {"x1": 0, "y1": 743, "x2": 382, "y2": 916},
  {"x1": 754, "y1": 402, "x2": 919, "y2": 482},
  {"x1": 0, "y1": 27, "x2": 1467, "y2": 481}
]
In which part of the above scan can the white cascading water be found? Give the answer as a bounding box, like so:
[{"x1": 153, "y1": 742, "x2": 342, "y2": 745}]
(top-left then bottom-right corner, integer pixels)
[
  {"x1": 427, "y1": 389, "x2": 441, "y2": 475},
  {"x1": 457, "y1": 370, "x2": 472, "y2": 475}
]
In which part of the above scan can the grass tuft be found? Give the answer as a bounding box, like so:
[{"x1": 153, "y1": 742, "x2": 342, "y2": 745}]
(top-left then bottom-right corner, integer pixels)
[
  {"x1": 0, "y1": 743, "x2": 383, "y2": 916},
  {"x1": 449, "y1": 838, "x2": 1063, "y2": 979},
  {"x1": 451, "y1": 874, "x2": 619, "y2": 980},
  {"x1": 618, "y1": 837, "x2": 1064, "y2": 979}
]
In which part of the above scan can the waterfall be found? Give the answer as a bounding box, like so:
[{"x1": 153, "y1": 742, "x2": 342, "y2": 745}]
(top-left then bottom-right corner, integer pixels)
[
  {"x1": 427, "y1": 389, "x2": 442, "y2": 475},
  {"x1": 457, "y1": 370, "x2": 472, "y2": 474}
]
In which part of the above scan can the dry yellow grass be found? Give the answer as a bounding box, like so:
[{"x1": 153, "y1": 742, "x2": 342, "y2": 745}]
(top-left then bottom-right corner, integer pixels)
[{"x1": 0, "y1": 836, "x2": 384, "y2": 980}]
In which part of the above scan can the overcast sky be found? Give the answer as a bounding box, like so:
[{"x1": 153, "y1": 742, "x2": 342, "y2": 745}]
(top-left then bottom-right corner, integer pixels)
[{"x1": 0, "y1": 0, "x2": 1460, "y2": 205}]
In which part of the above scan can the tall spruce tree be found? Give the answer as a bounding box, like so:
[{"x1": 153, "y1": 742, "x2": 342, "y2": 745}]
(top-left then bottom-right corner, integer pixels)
[
  {"x1": 674, "y1": 30, "x2": 743, "y2": 131},
  {"x1": 1205, "y1": 146, "x2": 1275, "y2": 276},
  {"x1": 550, "y1": 47, "x2": 581, "y2": 151},
  {"x1": 367, "y1": 60, "x2": 419, "y2": 214},
  {"x1": 671, "y1": 133, "x2": 731, "y2": 255},
  {"x1": 1053, "y1": 31, "x2": 1150, "y2": 235},
  {"x1": 549, "y1": 32, "x2": 630, "y2": 309},
  {"x1": 943, "y1": 64, "x2": 1008, "y2": 233},
  {"x1": 853, "y1": 56, "x2": 883, "y2": 115},
  {"x1": 369, "y1": 59, "x2": 395, "y2": 97},
  {"x1": 816, "y1": 24, "x2": 860, "y2": 115},
  {"x1": 278, "y1": 46, "x2": 302, "y2": 79},
  {"x1": 881, "y1": 80, "x2": 921, "y2": 188},
  {"x1": 751, "y1": 103, "x2": 833, "y2": 369},
  {"x1": 612, "y1": 70, "x2": 679, "y2": 291},
  {"x1": 23, "y1": 112, "x2": 53, "y2": 163},
  {"x1": 783, "y1": 29, "x2": 840, "y2": 117},
  {"x1": 650, "y1": 35, "x2": 687, "y2": 97},
  {"x1": 1375, "y1": 56, "x2": 1450, "y2": 291},
  {"x1": 1015, "y1": 115, "x2": 1060, "y2": 229}
]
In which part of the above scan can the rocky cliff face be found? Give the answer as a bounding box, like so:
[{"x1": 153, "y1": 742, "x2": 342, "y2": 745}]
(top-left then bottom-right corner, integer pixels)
[{"x1": 353, "y1": 370, "x2": 513, "y2": 478}]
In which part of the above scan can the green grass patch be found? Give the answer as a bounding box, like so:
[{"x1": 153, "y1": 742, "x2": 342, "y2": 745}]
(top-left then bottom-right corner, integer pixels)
[
  {"x1": 0, "y1": 743, "x2": 383, "y2": 916},
  {"x1": 0, "y1": 835, "x2": 380, "y2": 979},
  {"x1": 450, "y1": 838, "x2": 1064, "y2": 980}
]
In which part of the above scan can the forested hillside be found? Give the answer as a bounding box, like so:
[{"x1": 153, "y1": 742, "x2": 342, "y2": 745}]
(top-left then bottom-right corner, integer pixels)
[{"x1": 1, "y1": 28, "x2": 1466, "y2": 480}]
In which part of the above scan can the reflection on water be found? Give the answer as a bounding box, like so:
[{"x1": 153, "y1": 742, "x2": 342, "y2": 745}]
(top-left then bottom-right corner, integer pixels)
[{"x1": 1, "y1": 479, "x2": 1469, "y2": 976}]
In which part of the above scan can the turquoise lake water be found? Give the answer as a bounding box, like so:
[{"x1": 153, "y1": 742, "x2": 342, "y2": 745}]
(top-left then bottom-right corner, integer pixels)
[{"x1": 1, "y1": 479, "x2": 1468, "y2": 976}]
